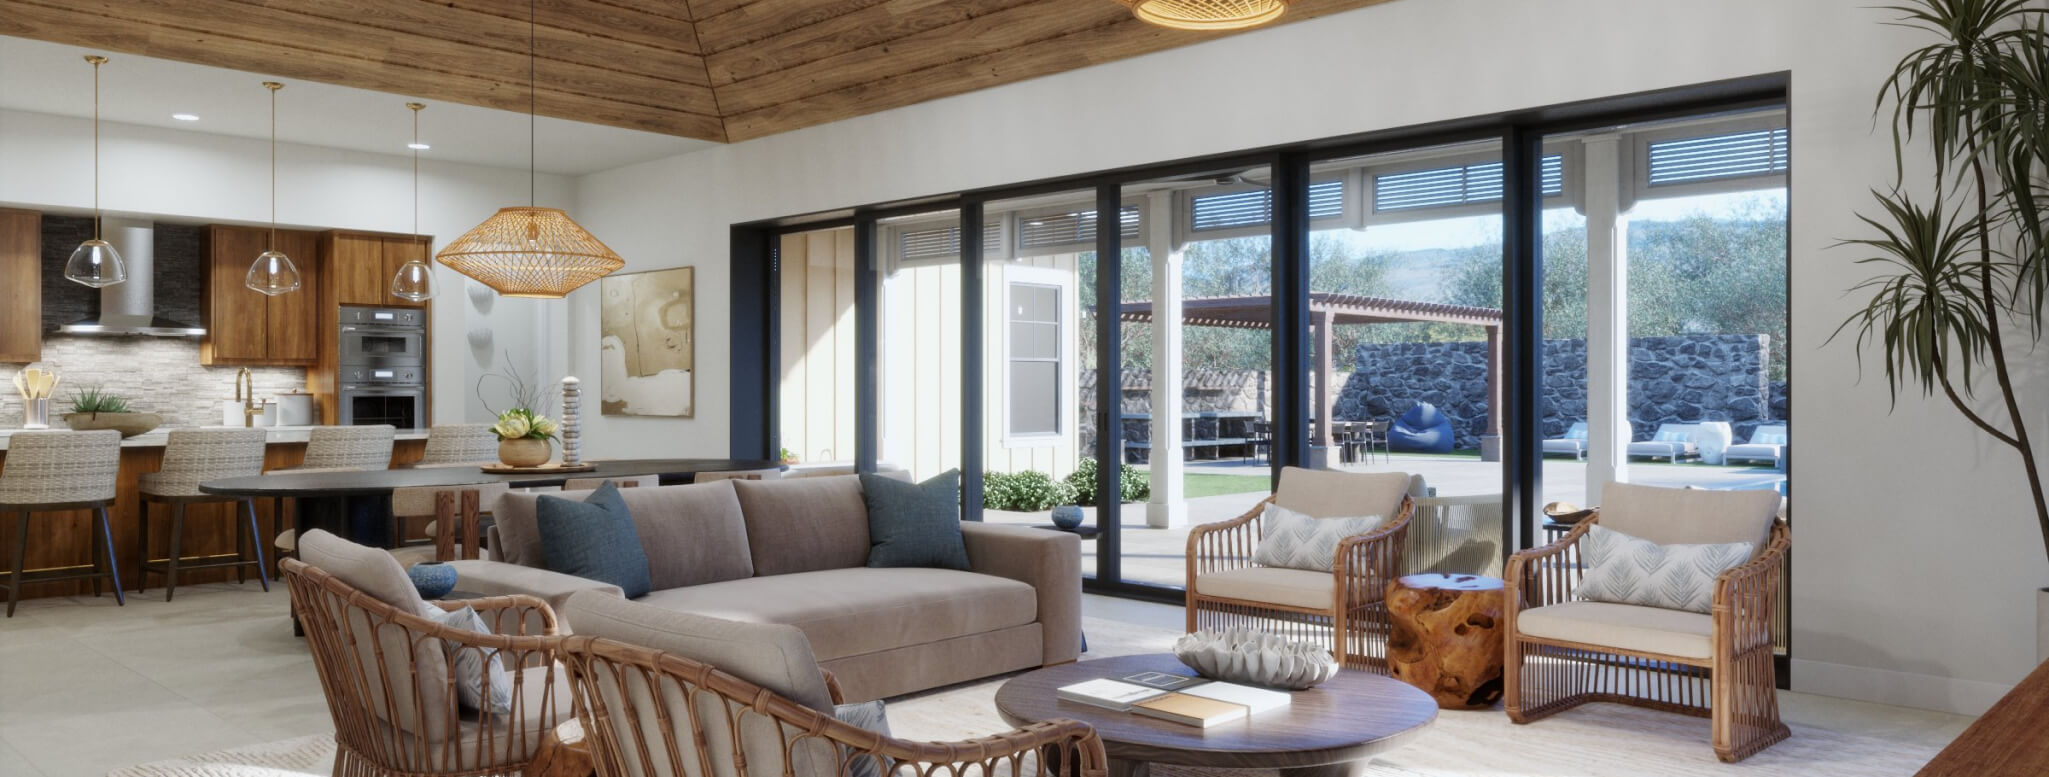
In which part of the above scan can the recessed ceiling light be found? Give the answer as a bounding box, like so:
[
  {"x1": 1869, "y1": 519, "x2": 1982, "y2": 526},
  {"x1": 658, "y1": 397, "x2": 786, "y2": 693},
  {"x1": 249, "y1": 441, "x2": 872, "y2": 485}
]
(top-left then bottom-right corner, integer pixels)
[
  {"x1": 171, "y1": 113, "x2": 200, "y2": 121},
  {"x1": 407, "y1": 142, "x2": 430, "y2": 150}
]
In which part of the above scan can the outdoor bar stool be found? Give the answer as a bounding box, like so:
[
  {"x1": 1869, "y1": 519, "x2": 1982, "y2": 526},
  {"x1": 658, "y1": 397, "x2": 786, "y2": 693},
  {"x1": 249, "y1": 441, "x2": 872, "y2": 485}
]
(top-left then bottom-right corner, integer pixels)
[
  {"x1": 409, "y1": 423, "x2": 497, "y2": 467},
  {"x1": 136, "y1": 428, "x2": 270, "y2": 601},
  {"x1": 0, "y1": 430, "x2": 123, "y2": 617},
  {"x1": 273, "y1": 425, "x2": 397, "y2": 574}
]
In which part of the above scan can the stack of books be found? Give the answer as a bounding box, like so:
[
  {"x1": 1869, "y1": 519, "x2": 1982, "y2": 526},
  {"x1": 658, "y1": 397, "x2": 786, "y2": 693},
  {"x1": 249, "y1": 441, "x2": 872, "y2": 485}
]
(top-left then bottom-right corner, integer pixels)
[{"x1": 1056, "y1": 672, "x2": 1294, "y2": 729}]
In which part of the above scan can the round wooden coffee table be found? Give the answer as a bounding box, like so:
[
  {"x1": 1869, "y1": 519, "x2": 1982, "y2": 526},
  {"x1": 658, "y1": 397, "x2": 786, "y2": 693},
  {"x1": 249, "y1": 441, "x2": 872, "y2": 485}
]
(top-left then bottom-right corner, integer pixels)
[{"x1": 995, "y1": 654, "x2": 1436, "y2": 777}]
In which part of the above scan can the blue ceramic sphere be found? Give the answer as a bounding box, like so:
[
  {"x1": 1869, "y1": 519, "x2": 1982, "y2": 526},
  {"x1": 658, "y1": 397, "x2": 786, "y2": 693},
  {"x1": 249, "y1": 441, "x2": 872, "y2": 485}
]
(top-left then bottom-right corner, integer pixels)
[
  {"x1": 408, "y1": 562, "x2": 458, "y2": 599},
  {"x1": 1051, "y1": 505, "x2": 1085, "y2": 530}
]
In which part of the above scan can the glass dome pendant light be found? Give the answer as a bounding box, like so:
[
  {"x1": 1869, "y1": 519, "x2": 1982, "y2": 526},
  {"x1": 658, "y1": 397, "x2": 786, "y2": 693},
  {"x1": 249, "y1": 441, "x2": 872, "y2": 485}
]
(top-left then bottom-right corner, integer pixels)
[
  {"x1": 63, "y1": 54, "x2": 127, "y2": 288},
  {"x1": 246, "y1": 81, "x2": 302, "y2": 296},
  {"x1": 390, "y1": 102, "x2": 436, "y2": 302}
]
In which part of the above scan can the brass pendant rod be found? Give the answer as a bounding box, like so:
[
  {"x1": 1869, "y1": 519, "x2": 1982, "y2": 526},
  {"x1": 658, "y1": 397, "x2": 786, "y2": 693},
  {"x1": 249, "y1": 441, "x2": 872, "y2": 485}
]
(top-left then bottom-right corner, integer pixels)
[
  {"x1": 264, "y1": 81, "x2": 283, "y2": 252},
  {"x1": 86, "y1": 55, "x2": 106, "y2": 241},
  {"x1": 410, "y1": 102, "x2": 424, "y2": 248},
  {"x1": 528, "y1": 0, "x2": 536, "y2": 208}
]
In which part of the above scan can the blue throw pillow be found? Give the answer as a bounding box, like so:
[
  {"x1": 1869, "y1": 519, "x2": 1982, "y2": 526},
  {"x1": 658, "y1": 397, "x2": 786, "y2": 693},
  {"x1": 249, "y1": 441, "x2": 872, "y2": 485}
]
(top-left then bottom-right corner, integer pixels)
[
  {"x1": 535, "y1": 481, "x2": 652, "y2": 598},
  {"x1": 862, "y1": 470, "x2": 970, "y2": 570}
]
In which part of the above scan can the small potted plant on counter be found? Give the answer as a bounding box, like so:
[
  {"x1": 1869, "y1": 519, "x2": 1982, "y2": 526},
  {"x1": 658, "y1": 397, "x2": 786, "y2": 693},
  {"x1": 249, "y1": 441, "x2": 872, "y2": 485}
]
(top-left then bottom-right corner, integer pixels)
[
  {"x1": 491, "y1": 407, "x2": 559, "y2": 468},
  {"x1": 63, "y1": 385, "x2": 161, "y2": 438}
]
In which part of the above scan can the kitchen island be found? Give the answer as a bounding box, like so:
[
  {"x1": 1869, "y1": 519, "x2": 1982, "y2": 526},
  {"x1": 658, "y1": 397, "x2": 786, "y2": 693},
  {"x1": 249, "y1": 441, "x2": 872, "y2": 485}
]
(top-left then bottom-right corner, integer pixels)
[{"x1": 0, "y1": 426, "x2": 430, "y2": 601}]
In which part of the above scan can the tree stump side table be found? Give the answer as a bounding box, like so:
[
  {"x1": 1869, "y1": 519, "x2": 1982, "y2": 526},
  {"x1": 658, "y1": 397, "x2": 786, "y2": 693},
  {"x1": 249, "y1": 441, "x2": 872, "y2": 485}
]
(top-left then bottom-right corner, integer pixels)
[{"x1": 1385, "y1": 573, "x2": 1505, "y2": 709}]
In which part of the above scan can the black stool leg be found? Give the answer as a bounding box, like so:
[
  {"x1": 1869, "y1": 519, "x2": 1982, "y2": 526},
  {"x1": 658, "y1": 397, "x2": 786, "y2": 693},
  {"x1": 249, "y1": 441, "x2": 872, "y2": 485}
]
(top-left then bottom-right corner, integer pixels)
[
  {"x1": 135, "y1": 499, "x2": 151, "y2": 594},
  {"x1": 244, "y1": 499, "x2": 270, "y2": 593},
  {"x1": 164, "y1": 502, "x2": 185, "y2": 603},
  {"x1": 6, "y1": 511, "x2": 27, "y2": 618},
  {"x1": 95, "y1": 506, "x2": 124, "y2": 606}
]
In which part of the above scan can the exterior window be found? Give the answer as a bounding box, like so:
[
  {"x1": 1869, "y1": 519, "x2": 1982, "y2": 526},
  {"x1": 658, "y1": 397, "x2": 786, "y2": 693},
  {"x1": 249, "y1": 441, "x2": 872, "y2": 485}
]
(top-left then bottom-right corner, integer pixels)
[{"x1": 1007, "y1": 279, "x2": 1062, "y2": 437}]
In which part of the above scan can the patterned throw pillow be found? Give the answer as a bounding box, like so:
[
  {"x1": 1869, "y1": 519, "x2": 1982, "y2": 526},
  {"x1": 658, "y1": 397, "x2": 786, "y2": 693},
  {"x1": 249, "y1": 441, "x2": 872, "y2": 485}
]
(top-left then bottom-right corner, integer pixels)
[
  {"x1": 423, "y1": 605, "x2": 514, "y2": 715},
  {"x1": 1249, "y1": 504, "x2": 1384, "y2": 572},
  {"x1": 833, "y1": 700, "x2": 892, "y2": 777},
  {"x1": 1575, "y1": 524, "x2": 1753, "y2": 613}
]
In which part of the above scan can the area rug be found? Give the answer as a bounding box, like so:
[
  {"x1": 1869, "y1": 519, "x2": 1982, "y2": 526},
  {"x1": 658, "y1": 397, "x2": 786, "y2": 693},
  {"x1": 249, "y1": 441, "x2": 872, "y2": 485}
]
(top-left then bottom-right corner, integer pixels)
[{"x1": 112, "y1": 616, "x2": 1941, "y2": 777}]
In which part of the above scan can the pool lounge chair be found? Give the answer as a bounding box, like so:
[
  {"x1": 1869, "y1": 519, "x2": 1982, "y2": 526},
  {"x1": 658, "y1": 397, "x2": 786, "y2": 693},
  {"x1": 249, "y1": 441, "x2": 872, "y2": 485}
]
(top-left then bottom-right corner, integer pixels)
[
  {"x1": 1543, "y1": 421, "x2": 1589, "y2": 459},
  {"x1": 1725, "y1": 424, "x2": 1787, "y2": 466},
  {"x1": 1627, "y1": 423, "x2": 1700, "y2": 461}
]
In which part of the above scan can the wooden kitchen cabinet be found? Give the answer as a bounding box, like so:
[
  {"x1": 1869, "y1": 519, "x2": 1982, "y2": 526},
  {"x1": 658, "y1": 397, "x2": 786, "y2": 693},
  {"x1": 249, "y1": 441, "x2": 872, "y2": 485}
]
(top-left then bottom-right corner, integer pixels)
[
  {"x1": 322, "y1": 231, "x2": 431, "y2": 308},
  {"x1": 0, "y1": 209, "x2": 40, "y2": 363},
  {"x1": 201, "y1": 224, "x2": 321, "y2": 366}
]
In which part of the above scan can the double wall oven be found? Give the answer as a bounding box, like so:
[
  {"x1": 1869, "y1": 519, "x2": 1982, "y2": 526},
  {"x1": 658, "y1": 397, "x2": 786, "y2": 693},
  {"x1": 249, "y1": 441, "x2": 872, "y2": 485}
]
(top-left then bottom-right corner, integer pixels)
[{"x1": 338, "y1": 306, "x2": 425, "y2": 429}]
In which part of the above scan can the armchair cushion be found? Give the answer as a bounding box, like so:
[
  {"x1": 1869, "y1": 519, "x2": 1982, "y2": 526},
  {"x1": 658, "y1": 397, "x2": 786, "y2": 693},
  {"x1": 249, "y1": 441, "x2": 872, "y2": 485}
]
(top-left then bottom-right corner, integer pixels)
[
  {"x1": 1193, "y1": 566, "x2": 1333, "y2": 611},
  {"x1": 1274, "y1": 467, "x2": 1411, "y2": 519},
  {"x1": 1598, "y1": 482, "x2": 1781, "y2": 551},
  {"x1": 1576, "y1": 524, "x2": 1752, "y2": 613},
  {"x1": 1249, "y1": 503, "x2": 1384, "y2": 572},
  {"x1": 423, "y1": 605, "x2": 514, "y2": 715},
  {"x1": 1515, "y1": 601, "x2": 1714, "y2": 660},
  {"x1": 298, "y1": 528, "x2": 435, "y2": 617}
]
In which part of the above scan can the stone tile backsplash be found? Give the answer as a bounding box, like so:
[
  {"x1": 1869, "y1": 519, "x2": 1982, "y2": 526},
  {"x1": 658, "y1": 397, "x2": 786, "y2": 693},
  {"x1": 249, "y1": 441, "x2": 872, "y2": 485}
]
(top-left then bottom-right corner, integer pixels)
[{"x1": 2, "y1": 337, "x2": 308, "y2": 428}]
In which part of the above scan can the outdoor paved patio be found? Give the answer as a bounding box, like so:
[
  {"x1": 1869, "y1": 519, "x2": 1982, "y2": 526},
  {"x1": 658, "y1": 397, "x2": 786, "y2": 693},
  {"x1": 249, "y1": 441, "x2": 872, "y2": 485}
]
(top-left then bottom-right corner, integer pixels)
[{"x1": 983, "y1": 453, "x2": 1786, "y2": 589}]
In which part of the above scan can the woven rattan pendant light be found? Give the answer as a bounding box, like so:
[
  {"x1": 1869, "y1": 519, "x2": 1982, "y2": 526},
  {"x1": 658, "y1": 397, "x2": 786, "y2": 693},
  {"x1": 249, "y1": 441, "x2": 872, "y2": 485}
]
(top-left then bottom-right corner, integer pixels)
[
  {"x1": 435, "y1": 0, "x2": 622, "y2": 298},
  {"x1": 1120, "y1": 0, "x2": 1289, "y2": 30}
]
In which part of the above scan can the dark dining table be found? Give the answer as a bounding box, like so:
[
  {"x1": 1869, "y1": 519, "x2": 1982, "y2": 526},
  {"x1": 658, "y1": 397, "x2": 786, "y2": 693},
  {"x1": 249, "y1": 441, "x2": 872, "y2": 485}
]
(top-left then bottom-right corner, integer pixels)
[{"x1": 200, "y1": 458, "x2": 785, "y2": 548}]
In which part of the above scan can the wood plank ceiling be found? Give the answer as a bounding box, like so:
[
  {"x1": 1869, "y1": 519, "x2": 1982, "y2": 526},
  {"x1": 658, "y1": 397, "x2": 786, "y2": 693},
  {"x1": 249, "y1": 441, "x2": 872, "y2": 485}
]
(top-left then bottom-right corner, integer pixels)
[{"x1": 0, "y1": 0, "x2": 1394, "y2": 144}]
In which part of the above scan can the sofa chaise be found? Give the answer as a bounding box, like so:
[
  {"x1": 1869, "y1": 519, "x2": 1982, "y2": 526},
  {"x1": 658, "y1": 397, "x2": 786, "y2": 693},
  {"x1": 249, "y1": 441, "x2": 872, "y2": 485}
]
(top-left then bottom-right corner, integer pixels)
[{"x1": 444, "y1": 475, "x2": 1082, "y2": 702}]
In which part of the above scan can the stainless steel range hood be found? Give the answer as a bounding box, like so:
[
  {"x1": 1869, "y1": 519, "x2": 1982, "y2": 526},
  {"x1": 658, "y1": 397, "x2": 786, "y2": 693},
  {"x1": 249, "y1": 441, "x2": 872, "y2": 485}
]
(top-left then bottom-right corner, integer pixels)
[{"x1": 57, "y1": 218, "x2": 207, "y2": 337}]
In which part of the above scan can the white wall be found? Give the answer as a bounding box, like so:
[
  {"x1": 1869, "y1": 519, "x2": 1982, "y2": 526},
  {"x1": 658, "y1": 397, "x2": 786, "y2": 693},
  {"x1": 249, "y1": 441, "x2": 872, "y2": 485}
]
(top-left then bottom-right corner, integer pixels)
[
  {"x1": 0, "y1": 108, "x2": 575, "y2": 423},
  {"x1": 577, "y1": 0, "x2": 2049, "y2": 714}
]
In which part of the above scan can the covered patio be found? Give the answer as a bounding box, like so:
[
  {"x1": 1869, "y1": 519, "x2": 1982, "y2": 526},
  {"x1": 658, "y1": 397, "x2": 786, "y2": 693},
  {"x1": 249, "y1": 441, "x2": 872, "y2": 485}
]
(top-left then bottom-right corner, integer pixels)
[{"x1": 1114, "y1": 292, "x2": 1504, "y2": 451}]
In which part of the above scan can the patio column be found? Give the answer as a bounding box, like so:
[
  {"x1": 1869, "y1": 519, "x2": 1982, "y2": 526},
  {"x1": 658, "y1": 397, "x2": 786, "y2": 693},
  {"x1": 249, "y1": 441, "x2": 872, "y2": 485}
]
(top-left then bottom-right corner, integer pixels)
[
  {"x1": 1583, "y1": 133, "x2": 1633, "y2": 503},
  {"x1": 1147, "y1": 192, "x2": 1187, "y2": 529},
  {"x1": 1315, "y1": 307, "x2": 1336, "y2": 449}
]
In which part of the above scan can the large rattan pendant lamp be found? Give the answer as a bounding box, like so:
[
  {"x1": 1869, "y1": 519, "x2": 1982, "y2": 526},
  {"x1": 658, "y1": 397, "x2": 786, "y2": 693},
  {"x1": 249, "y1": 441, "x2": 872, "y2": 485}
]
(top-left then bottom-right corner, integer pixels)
[
  {"x1": 390, "y1": 102, "x2": 436, "y2": 302},
  {"x1": 245, "y1": 81, "x2": 302, "y2": 296},
  {"x1": 435, "y1": 0, "x2": 623, "y2": 299},
  {"x1": 1119, "y1": 0, "x2": 1290, "y2": 30},
  {"x1": 63, "y1": 55, "x2": 127, "y2": 288}
]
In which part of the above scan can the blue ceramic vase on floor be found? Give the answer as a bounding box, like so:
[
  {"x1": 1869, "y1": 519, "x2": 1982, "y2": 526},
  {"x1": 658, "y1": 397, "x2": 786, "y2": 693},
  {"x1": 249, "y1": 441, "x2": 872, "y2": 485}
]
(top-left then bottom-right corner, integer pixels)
[{"x1": 407, "y1": 561, "x2": 458, "y2": 599}]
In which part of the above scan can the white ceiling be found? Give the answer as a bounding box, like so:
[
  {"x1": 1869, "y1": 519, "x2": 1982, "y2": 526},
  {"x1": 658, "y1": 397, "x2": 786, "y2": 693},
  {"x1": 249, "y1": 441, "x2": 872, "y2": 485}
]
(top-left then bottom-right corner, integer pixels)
[{"x1": 0, "y1": 35, "x2": 719, "y2": 176}]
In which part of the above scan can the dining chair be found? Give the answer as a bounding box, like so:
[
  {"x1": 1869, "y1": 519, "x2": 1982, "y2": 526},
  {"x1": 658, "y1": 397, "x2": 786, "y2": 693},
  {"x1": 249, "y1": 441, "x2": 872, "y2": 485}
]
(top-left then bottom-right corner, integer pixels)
[
  {"x1": 1, "y1": 430, "x2": 123, "y2": 617},
  {"x1": 274, "y1": 425, "x2": 397, "y2": 574},
  {"x1": 389, "y1": 482, "x2": 510, "y2": 563},
  {"x1": 136, "y1": 428, "x2": 270, "y2": 601},
  {"x1": 692, "y1": 468, "x2": 783, "y2": 483}
]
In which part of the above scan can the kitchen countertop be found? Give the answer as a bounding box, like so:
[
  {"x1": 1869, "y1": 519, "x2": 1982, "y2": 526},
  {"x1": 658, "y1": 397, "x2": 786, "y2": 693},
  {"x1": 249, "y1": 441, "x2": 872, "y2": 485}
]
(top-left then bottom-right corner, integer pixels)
[{"x1": 0, "y1": 425, "x2": 432, "y2": 451}]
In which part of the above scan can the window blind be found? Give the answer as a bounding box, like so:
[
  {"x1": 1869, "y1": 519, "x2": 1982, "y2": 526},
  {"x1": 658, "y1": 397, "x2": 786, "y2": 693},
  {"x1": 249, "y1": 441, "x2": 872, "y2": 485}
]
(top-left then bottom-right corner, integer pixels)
[
  {"x1": 1017, "y1": 206, "x2": 1140, "y2": 250},
  {"x1": 1372, "y1": 155, "x2": 1563, "y2": 213},
  {"x1": 897, "y1": 221, "x2": 1002, "y2": 262},
  {"x1": 1647, "y1": 128, "x2": 1789, "y2": 186}
]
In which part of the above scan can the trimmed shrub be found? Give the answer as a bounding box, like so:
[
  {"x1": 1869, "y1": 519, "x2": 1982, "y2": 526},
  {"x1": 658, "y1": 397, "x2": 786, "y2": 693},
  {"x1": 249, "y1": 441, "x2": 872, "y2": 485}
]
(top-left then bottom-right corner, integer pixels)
[
  {"x1": 982, "y1": 470, "x2": 1079, "y2": 512},
  {"x1": 1063, "y1": 457, "x2": 1151, "y2": 506}
]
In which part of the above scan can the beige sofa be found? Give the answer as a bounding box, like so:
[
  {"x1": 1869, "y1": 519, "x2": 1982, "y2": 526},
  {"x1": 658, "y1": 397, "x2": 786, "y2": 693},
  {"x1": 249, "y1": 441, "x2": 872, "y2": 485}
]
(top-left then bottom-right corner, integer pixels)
[{"x1": 447, "y1": 475, "x2": 1082, "y2": 702}]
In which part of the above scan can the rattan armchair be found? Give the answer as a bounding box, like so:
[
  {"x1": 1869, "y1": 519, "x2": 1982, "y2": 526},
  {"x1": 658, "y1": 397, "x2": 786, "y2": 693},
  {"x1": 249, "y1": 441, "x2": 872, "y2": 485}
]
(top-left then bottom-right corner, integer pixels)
[
  {"x1": 282, "y1": 556, "x2": 568, "y2": 777},
  {"x1": 1502, "y1": 484, "x2": 1790, "y2": 763},
  {"x1": 557, "y1": 633, "x2": 1107, "y2": 777},
  {"x1": 1184, "y1": 468, "x2": 1416, "y2": 671}
]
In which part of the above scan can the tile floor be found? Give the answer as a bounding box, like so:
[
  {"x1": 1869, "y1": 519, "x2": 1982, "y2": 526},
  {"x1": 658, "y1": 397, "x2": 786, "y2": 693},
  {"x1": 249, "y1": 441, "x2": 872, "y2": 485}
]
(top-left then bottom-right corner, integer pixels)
[{"x1": 0, "y1": 582, "x2": 1973, "y2": 777}]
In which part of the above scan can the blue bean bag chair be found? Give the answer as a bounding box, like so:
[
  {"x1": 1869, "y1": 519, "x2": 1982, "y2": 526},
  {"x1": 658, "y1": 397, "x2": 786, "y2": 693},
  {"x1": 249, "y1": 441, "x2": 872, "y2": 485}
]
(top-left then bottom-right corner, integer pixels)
[{"x1": 1389, "y1": 402, "x2": 1454, "y2": 453}]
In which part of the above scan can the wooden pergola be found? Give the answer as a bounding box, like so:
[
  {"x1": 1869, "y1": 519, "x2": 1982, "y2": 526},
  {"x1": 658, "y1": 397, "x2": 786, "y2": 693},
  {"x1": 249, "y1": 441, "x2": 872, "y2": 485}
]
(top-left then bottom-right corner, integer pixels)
[{"x1": 1116, "y1": 292, "x2": 1504, "y2": 447}]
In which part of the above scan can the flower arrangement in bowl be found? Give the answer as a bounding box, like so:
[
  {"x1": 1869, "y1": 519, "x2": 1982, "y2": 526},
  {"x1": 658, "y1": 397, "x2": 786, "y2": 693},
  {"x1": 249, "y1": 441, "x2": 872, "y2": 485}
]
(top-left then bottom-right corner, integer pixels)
[
  {"x1": 491, "y1": 408, "x2": 558, "y2": 467},
  {"x1": 479, "y1": 355, "x2": 561, "y2": 467},
  {"x1": 63, "y1": 384, "x2": 162, "y2": 438}
]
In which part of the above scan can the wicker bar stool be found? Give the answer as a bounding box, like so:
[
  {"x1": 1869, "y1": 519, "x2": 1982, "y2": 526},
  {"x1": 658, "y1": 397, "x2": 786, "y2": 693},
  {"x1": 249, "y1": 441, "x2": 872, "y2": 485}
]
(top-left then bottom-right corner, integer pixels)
[
  {"x1": 274, "y1": 425, "x2": 397, "y2": 573},
  {"x1": 1, "y1": 430, "x2": 124, "y2": 617},
  {"x1": 410, "y1": 424, "x2": 497, "y2": 467},
  {"x1": 136, "y1": 428, "x2": 270, "y2": 601}
]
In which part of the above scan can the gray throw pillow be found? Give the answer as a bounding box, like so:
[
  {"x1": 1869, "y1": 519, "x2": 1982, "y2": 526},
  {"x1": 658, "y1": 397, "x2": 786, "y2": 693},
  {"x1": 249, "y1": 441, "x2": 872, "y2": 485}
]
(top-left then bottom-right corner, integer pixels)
[
  {"x1": 1250, "y1": 503, "x2": 1384, "y2": 572},
  {"x1": 535, "y1": 481, "x2": 652, "y2": 598},
  {"x1": 833, "y1": 699, "x2": 892, "y2": 777},
  {"x1": 862, "y1": 470, "x2": 970, "y2": 570},
  {"x1": 423, "y1": 605, "x2": 513, "y2": 715},
  {"x1": 1575, "y1": 524, "x2": 1754, "y2": 613}
]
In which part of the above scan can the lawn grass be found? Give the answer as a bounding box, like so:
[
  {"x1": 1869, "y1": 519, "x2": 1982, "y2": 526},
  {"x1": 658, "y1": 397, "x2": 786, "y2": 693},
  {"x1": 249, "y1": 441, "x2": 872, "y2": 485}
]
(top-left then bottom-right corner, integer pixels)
[{"x1": 1184, "y1": 472, "x2": 1273, "y2": 498}]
